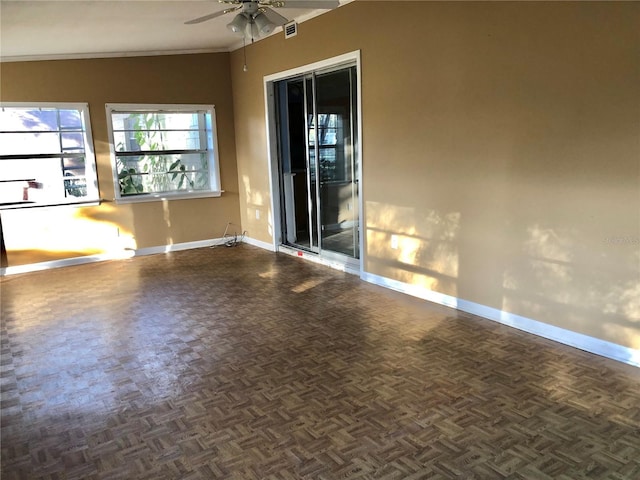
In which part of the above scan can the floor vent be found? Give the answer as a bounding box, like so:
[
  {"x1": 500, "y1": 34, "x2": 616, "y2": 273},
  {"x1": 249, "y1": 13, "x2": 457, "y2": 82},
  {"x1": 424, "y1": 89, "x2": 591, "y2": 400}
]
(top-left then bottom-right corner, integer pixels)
[{"x1": 284, "y1": 21, "x2": 298, "y2": 39}]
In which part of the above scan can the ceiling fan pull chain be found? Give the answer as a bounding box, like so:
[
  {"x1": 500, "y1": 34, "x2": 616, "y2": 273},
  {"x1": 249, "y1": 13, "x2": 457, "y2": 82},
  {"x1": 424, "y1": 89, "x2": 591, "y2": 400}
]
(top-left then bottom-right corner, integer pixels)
[{"x1": 243, "y1": 37, "x2": 248, "y2": 72}]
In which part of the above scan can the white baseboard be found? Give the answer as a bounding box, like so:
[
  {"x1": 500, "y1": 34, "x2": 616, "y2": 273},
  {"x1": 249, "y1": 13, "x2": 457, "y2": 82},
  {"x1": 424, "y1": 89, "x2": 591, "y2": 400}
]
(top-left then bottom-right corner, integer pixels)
[
  {"x1": 0, "y1": 238, "x2": 222, "y2": 276},
  {"x1": 1, "y1": 250, "x2": 135, "y2": 276},
  {"x1": 277, "y1": 245, "x2": 360, "y2": 275},
  {"x1": 133, "y1": 238, "x2": 222, "y2": 256},
  {"x1": 242, "y1": 236, "x2": 276, "y2": 251},
  {"x1": 361, "y1": 272, "x2": 640, "y2": 368},
  {"x1": 5, "y1": 240, "x2": 637, "y2": 369}
]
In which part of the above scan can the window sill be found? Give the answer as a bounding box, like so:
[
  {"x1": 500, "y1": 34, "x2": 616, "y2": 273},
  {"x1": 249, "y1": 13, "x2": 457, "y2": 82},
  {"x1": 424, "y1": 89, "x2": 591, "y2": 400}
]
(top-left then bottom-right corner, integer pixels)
[{"x1": 113, "y1": 190, "x2": 222, "y2": 204}]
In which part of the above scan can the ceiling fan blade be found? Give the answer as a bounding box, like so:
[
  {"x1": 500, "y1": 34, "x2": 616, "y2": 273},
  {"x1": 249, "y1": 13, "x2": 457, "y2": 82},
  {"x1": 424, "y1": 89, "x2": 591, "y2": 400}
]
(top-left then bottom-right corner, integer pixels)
[
  {"x1": 261, "y1": 7, "x2": 289, "y2": 26},
  {"x1": 270, "y1": 0, "x2": 340, "y2": 8},
  {"x1": 184, "y1": 6, "x2": 241, "y2": 25}
]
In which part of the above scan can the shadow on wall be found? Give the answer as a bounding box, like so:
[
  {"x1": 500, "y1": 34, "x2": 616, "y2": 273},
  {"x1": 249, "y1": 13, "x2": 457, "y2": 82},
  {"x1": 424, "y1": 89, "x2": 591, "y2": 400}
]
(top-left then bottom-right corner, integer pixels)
[{"x1": 364, "y1": 200, "x2": 640, "y2": 351}]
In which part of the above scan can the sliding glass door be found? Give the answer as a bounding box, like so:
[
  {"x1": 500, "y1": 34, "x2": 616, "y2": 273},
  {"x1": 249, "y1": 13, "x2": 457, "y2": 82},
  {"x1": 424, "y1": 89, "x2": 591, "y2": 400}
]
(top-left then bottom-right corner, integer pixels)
[{"x1": 276, "y1": 64, "x2": 359, "y2": 260}]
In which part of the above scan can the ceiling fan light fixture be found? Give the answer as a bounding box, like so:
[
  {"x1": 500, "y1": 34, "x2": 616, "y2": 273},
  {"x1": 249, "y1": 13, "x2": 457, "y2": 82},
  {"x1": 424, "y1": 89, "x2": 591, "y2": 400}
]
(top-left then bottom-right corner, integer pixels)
[
  {"x1": 254, "y1": 12, "x2": 276, "y2": 35},
  {"x1": 227, "y1": 13, "x2": 248, "y2": 35},
  {"x1": 247, "y1": 20, "x2": 260, "y2": 39}
]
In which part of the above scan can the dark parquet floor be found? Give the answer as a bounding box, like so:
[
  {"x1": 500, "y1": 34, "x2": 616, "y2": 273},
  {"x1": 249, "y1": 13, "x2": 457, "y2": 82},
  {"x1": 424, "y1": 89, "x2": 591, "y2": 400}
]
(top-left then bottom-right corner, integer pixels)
[{"x1": 1, "y1": 245, "x2": 640, "y2": 479}]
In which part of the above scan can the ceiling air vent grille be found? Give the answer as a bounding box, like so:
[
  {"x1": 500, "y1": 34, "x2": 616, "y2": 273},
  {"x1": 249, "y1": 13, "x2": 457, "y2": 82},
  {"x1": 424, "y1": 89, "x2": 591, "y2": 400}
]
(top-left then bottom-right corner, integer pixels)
[{"x1": 284, "y1": 21, "x2": 298, "y2": 39}]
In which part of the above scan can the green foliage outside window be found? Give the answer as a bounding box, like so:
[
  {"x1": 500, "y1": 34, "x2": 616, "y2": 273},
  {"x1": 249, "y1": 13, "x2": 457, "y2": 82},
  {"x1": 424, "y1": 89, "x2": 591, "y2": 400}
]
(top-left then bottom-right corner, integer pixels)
[{"x1": 115, "y1": 113, "x2": 208, "y2": 196}]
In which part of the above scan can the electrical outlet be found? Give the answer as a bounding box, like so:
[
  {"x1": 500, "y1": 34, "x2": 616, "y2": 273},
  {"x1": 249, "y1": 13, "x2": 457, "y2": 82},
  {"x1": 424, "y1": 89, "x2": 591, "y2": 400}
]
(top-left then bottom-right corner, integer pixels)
[
  {"x1": 391, "y1": 234, "x2": 399, "y2": 249},
  {"x1": 255, "y1": 209, "x2": 260, "y2": 220}
]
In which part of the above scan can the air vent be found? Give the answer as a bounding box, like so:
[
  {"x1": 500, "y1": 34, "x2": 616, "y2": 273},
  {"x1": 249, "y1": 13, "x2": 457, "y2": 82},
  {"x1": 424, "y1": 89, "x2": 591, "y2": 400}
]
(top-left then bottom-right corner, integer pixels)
[{"x1": 284, "y1": 21, "x2": 298, "y2": 39}]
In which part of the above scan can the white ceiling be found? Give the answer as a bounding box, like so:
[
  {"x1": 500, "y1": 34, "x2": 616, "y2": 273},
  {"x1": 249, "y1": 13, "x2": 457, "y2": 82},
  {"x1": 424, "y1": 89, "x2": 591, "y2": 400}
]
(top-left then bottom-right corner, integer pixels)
[{"x1": 0, "y1": 0, "x2": 348, "y2": 62}]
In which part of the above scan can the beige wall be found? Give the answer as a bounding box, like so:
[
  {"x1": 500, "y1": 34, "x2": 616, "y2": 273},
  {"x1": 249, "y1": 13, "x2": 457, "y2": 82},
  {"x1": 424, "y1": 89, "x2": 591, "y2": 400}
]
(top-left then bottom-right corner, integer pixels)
[
  {"x1": 231, "y1": 1, "x2": 640, "y2": 349},
  {"x1": 1, "y1": 53, "x2": 240, "y2": 265},
  {"x1": 1, "y1": 2, "x2": 638, "y2": 351}
]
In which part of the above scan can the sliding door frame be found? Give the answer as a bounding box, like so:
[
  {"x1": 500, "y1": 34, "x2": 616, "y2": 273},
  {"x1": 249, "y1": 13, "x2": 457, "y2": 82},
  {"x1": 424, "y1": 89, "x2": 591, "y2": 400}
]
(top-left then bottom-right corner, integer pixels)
[{"x1": 264, "y1": 50, "x2": 363, "y2": 275}]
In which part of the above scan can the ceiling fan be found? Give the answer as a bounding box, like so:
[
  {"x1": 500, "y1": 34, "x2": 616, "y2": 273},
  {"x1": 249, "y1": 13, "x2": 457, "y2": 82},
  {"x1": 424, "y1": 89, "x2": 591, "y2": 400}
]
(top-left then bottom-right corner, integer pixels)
[{"x1": 185, "y1": 0, "x2": 340, "y2": 39}]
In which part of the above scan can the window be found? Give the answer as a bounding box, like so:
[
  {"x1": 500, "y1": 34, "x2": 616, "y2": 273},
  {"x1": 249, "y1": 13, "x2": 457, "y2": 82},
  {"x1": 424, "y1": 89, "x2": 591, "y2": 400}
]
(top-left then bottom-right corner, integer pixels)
[
  {"x1": 106, "y1": 104, "x2": 221, "y2": 202},
  {"x1": 0, "y1": 103, "x2": 99, "y2": 209},
  {"x1": 309, "y1": 113, "x2": 343, "y2": 182}
]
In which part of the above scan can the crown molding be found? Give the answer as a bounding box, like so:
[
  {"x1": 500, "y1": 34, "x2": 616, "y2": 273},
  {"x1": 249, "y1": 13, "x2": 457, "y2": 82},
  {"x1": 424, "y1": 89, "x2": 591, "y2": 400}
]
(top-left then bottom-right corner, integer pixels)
[{"x1": 0, "y1": 48, "x2": 230, "y2": 64}]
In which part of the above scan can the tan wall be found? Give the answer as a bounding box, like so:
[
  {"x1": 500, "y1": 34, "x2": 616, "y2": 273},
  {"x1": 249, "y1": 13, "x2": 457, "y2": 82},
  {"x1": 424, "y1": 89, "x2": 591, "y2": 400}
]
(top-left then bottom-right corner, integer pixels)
[
  {"x1": 231, "y1": 1, "x2": 640, "y2": 348},
  {"x1": 1, "y1": 53, "x2": 240, "y2": 265}
]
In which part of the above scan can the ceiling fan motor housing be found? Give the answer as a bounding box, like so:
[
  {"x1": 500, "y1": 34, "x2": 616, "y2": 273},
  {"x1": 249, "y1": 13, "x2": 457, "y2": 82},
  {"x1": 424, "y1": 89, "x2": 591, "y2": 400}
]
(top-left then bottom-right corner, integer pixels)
[{"x1": 185, "y1": 0, "x2": 340, "y2": 36}]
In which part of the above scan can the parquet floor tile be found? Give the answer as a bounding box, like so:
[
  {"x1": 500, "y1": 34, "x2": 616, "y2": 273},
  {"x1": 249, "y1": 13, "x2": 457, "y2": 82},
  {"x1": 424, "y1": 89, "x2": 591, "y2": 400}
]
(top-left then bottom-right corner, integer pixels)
[{"x1": 1, "y1": 245, "x2": 639, "y2": 479}]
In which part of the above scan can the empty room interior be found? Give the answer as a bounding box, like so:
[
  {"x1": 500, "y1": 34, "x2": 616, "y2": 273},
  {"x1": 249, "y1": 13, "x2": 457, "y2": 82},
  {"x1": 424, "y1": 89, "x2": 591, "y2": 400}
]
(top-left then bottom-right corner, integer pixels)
[{"x1": 1, "y1": 1, "x2": 639, "y2": 479}]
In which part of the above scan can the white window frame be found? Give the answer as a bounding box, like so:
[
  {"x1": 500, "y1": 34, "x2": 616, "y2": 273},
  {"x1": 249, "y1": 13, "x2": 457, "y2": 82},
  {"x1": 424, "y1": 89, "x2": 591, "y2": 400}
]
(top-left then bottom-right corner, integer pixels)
[
  {"x1": 0, "y1": 102, "x2": 99, "y2": 210},
  {"x1": 106, "y1": 103, "x2": 222, "y2": 204}
]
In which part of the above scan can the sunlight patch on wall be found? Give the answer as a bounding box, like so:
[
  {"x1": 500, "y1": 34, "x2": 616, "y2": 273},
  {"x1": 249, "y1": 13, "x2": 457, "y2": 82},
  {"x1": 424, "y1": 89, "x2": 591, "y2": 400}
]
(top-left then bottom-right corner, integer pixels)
[
  {"x1": 502, "y1": 223, "x2": 640, "y2": 348},
  {"x1": 242, "y1": 173, "x2": 272, "y2": 242},
  {"x1": 2, "y1": 206, "x2": 134, "y2": 264},
  {"x1": 525, "y1": 225, "x2": 574, "y2": 262},
  {"x1": 365, "y1": 201, "x2": 460, "y2": 296},
  {"x1": 504, "y1": 225, "x2": 579, "y2": 308},
  {"x1": 74, "y1": 202, "x2": 136, "y2": 252},
  {"x1": 162, "y1": 199, "x2": 174, "y2": 246},
  {"x1": 522, "y1": 225, "x2": 574, "y2": 300},
  {"x1": 602, "y1": 281, "x2": 640, "y2": 322},
  {"x1": 242, "y1": 174, "x2": 265, "y2": 207},
  {"x1": 603, "y1": 324, "x2": 640, "y2": 350}
]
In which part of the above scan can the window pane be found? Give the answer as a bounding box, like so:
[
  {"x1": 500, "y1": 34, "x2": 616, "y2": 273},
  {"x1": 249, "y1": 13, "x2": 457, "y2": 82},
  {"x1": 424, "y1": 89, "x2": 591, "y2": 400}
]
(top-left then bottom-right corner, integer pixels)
[
  {"x1": 111, "y1": 112, "x2": 204, "y2": 152},
  {"x1": 319, "y1": 151, "x2": 337, "y2": 181},
  {"x1": 0, "y1": 158, "x2": 63, "y2": 204},
  {"x1": 118, "y1": 171, "x2": 210, "y2": 196},
  {"x1": 113, "y1": 129, "x2": 201, "y2": 152},
  {"x1": 115, "y1": 153, "x2": 209, "y2": 196},
  {"x1": 146, "y1": 170, "x2": 209, "y2": 193},
  {"x1": 0, "y1": 158, "x2": 40, "y2": 182},
  {"x1": 0, "y1": 104, "x2": 98, "y2": 208},
  {"x1": 61, "y1": 132, "x2": 85, "y2": 151},
  {"x1": 178, "y1": 153, "x2": 209, "y2": 171},
  {"x1": 108, "y1": 104, "x2": 219, "y2": 200},
  {"x1": 0, "y1": 132, "x2": 65, "y2": 155},
  {"x1": 0, "y1": 107, "x2": 86, "y2": 155},
  {"x1": 63, "y1": 157, "x2": 86, "y2": 170},
  {"x1": 115, "y1": 153, "x2": 207, "y2": 173},
  {"x1": 64, "y1": 175, "x2": 88, "y2": 198},
  {"x1": 59, "y1": 109, "x2": 82, "y2": 129},
  {"x1": 0, "y1": 108, "x2": 58, "y2": 132},
  {"x1": 112, "y1": 112, "x2": 200, "y2": 130}
]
